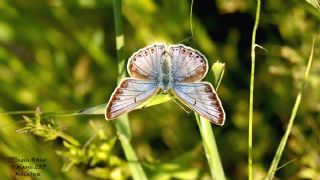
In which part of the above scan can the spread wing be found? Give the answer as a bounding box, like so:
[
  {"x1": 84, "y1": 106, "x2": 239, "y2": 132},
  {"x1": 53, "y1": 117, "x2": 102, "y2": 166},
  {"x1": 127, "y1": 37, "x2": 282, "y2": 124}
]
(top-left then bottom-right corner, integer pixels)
[
  {"x1": 171, "y1": 82, "x2": 225, "y2": 125},
  {"x1": 105, "y1": 78, "x2": 159, "y2": 120},
  {"x1": 127, "y1": 44, "x2": 166, "y2": 80},
  {"x1": 169, "y1": 44, "x2": 208, "y2": 83}
]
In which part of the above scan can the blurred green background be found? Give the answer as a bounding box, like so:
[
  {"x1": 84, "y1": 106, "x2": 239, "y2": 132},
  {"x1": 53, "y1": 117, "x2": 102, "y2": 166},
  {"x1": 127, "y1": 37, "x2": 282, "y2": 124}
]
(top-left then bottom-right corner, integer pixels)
[{"x1": 0, "y1": 0, "x2": 319, "y2": 179}]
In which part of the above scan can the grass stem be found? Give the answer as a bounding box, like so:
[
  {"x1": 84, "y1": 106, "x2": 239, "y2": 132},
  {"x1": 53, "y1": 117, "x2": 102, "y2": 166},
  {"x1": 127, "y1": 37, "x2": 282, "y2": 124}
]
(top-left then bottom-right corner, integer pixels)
[
  {"x1": 265, "y1": 38, "x2": 316, "y2": 179},
  {"x1": 195, "y1": 115, "x2": 226, "y2": 180},
  {"x1": 194, "y1": 62, "x2": 226, "y2": 179},
  {"x1": 249, "y1": 0, "x2": 261, "y2": 179},
  {"x1": 189, "y1": 0, "x2": 226, "y2": 177}
]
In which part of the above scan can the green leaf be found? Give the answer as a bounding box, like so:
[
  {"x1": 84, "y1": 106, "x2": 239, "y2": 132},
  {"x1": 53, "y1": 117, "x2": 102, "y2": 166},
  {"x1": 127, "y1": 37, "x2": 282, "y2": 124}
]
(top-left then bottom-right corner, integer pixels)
[
  {"x1": 78, "y1": 94, "x2": 172, "y2": 115},
  {"x1": 139, "y1": 94, "x2": 172, "y2": 108}
]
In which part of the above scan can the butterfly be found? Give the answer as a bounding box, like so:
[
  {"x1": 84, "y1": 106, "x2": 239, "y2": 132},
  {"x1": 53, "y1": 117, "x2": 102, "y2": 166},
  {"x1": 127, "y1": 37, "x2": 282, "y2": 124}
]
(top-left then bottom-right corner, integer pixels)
[{"x1": 105, "y1": 43, "x2": 225, "y2": 125}]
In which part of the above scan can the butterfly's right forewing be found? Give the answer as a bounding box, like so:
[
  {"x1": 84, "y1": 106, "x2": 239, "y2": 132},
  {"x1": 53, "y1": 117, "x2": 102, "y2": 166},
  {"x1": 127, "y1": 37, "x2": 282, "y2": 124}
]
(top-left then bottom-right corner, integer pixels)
[{"x1": 127, "y1": 44, "x2": 166, "y2": 80}]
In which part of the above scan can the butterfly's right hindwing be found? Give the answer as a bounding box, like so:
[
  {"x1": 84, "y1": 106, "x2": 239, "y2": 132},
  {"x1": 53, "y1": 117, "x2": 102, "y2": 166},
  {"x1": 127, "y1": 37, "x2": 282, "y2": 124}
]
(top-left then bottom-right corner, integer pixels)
[{"x1": 172, "y1": 82, "x2": 225, "y2": 125}]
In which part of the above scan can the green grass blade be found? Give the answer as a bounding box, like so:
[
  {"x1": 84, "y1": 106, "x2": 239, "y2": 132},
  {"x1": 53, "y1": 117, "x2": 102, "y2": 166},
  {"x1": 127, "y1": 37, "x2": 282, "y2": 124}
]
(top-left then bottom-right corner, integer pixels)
[
  {"x1": 265, "y1": 38, "x2": 316, "y2": 180},
  {"x1": 189, "y1": 1, "x2": 226, "y2": 179},
  {"x1": 195, "y1": 61, "x2": 226, "y2": 180},
  {"x1": 249, "y1": 0, "x2": 261, "y2": 179},
  {"x1": 140, "y1": 94, "x2": 172, "y2": 108},
  {"x1": 189, "y1": 1, "x2": 227, "y2": 178},
  {"x1": 112, "y1": 0, "x2": 147, "y2": 179},
  {"x1": 195, "y1": 114, "x2": 226, "y2": 180},
  {"x1": 78, "y1": 104, "x2": 106, "y2": 115},
  {"x1": 305, "y1": 0, "x2": 320, "y2": 10}
]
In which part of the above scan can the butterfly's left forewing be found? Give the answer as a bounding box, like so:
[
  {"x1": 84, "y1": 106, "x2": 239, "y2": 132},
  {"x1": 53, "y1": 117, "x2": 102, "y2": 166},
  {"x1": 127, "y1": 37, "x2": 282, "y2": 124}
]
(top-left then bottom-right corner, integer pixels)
[
  {"x1": 171, "y1": 82, "x2": 225, "y2": 125},
  {"x1": 105, "y1": 78, "x2": 159, "y2": 120}
]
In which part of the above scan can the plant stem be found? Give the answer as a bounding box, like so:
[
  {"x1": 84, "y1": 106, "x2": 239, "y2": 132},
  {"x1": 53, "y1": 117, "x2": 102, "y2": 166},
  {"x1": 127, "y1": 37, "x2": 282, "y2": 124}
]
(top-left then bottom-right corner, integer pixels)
[
  {"x1": 265, "y1": 38, "x2": 316, "y2": 180},
  {"x1": 112, "y1": 0, "x2": 147, "y2": 179},
  {"x1": 189, "y1": 0, "x2": 226, "y2": 176},
  {"x1": 249, "y1": 0, "x2": 261, "y2": 179},
  {"x1": 195, "y1": 115, "x2": 226, "y2": 180},
  {"x1": 194, "y1": 62, "x2": 226, "y2": 179}
]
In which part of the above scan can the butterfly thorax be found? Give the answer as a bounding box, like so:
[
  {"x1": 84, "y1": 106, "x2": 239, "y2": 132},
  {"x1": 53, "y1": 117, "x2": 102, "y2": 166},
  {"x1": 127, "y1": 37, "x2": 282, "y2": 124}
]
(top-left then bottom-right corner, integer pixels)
[{"x1": 158, "y1": 52, "x2": 173, "y2": 92}]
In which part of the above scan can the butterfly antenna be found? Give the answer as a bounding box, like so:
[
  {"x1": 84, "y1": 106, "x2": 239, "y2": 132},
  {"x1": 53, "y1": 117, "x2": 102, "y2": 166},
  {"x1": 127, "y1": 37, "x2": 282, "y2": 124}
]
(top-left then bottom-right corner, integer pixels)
[
  {"x1": 167, "y1": 90, "x2": 192, "y2": 114},
  {"x1": 189, "y1": 0, "x2": 196, "y2": 48},
  {"x1": 176, "y1": 36, "x2": 193, "y2": 45},
  {"x1": 174, "y1": 0, "x2": 196, "y2": 47},
  {"x1": 171, "y1": 97, "x2": 192, "y2": 114}
]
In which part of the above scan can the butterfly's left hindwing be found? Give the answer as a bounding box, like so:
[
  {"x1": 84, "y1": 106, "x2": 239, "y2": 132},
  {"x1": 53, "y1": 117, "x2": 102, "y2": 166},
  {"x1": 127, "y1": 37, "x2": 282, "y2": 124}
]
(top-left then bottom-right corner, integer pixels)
[{"x1": 105, "y1": 78, "x2": 159, "y2": 120}]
